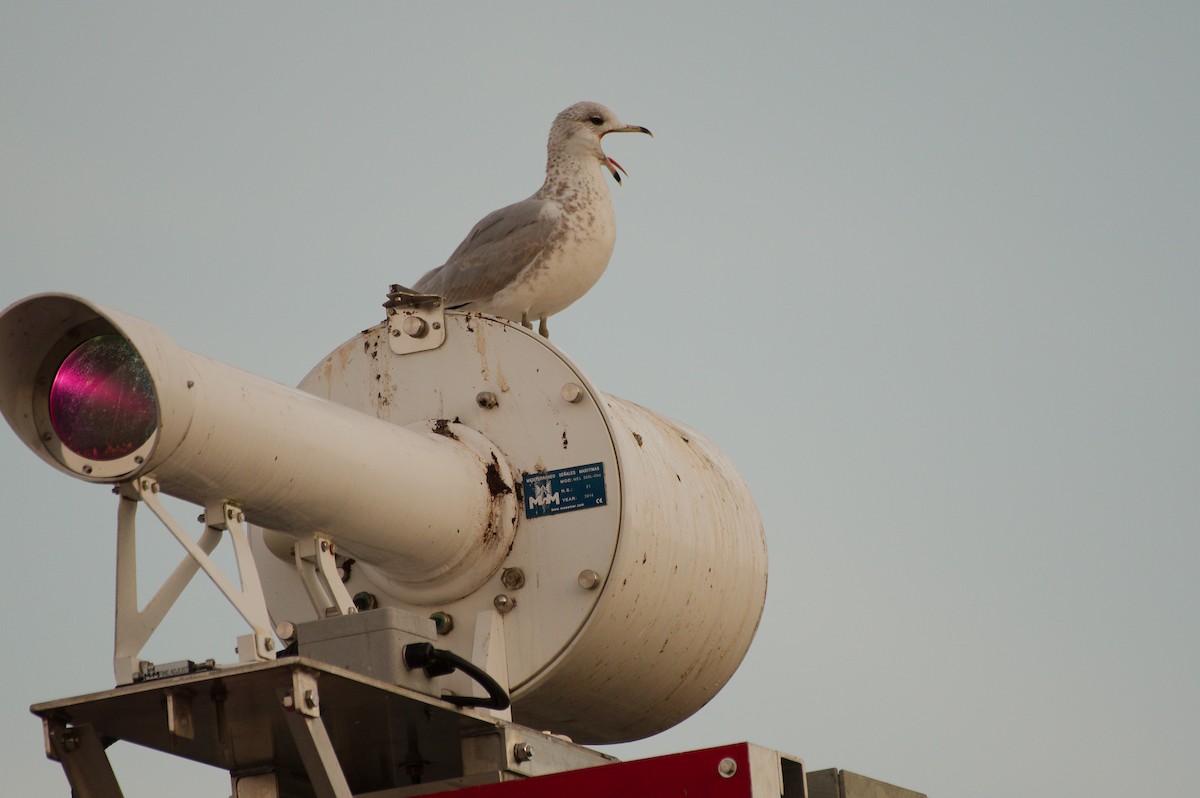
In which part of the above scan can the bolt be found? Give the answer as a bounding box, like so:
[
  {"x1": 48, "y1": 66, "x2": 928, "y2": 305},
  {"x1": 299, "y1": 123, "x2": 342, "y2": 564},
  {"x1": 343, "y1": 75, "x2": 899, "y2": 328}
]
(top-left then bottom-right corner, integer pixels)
[
  {"x1": 401, "y1": 315, "x2": 429, "y2": 338},
  {"x1": 476, "y1": 391, "x2": 499, "y2": 409},
  {"x1": 432, "y1": 321, "x2": 442, "y2": 330},
  {"x1": 718, "y1": 757, "x2": 738, "y2": 778},
  {"x1": 227, "y1": 508, "x2": 235, "y2": 520},
  {"x1": 237, "y1": 511, "x2": 244, "y2": 523},
  {"x1": 282, "y1": 694, "x2": 295, "y2": 710},
  {"x1": 321, "y1": 540, "x2": 329, "y2": 552},
  {"x1": 134, "y1": 455, "x2": 144, "y2": 464},
  {"x1": 493, "y1": 594, "x2": 517, "y2": 614},
  {"x1": 561, "y1": 382, "x2": 584, "y2": 403},
  {"x1": 578, "y1": 569, "x2": 601, "y2": 590},
  {"x1": 197, "y1": 513, "x2": 206, "y2": 523},
  {"x1": 304, "y1": 690, "x2": 317, "y2": 710},
  {"x1": 151, "y1": 482, "x2": 160, "y2": 493},
  {"x1": 42, "y1": 431, "x2": 52, "y2": 442},
  {"x1": 391, "y1": 328, "x2": 401, "y2": 337},
  {"x1": 276, "y1": 621, "x2": 296, "y2": 641},
  {"x1": 430, "y1": 612, "x2": 454, "y2": 635},
  {"x1": 501, "y1": 567, "x2": 526, "y2": 590},
  {"x1": 266, "y1": 638, "x2": 275, "y2": 651},
  {"x1": 82, "y1": 464, "x2": 93, "y2": 475},
  {"x1": 513, "y1": 742, "x2": 535, "y2": 763}
]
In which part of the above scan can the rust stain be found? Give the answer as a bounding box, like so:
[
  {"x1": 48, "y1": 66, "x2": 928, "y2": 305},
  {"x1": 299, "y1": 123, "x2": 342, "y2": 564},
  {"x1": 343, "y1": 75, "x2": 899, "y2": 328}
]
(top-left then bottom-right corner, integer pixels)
[
  {"x1": 485, "y1": 452, "x2": 512, "y2": 497},
  {"x1": 431, "y1": 418, "x2": 458, "y2": 439},
  {"x1": 561, "y1": 429, "x2": 569, "y2": 449},
  {"x1": 632, "y1": 431, "x2": 644, "y2": 447}
]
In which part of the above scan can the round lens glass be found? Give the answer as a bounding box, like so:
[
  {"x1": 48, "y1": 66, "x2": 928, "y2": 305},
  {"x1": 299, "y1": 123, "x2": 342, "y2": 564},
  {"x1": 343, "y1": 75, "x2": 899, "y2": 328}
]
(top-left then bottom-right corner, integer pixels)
[{"x1": 49, "y1": 335, "x2": 158, "y2": 461}]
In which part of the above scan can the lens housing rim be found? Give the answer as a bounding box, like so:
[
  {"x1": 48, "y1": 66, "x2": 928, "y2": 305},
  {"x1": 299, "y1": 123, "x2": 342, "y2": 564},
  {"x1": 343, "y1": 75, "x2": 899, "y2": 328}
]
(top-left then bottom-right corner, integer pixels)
[{"x1": 33, "y1": 320, "x2": 160, "y2": 481}]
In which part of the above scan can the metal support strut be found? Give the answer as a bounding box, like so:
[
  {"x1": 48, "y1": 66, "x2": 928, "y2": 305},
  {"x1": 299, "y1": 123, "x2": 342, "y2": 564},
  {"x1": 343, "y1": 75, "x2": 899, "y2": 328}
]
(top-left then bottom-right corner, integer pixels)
[{"x1": 113, "y1": 477, "x2": 277, "y2": 684}]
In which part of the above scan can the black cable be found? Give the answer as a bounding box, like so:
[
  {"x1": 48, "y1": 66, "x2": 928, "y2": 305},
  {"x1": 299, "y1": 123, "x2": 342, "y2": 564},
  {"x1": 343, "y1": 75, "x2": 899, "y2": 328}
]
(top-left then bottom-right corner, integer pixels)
[{"x1": 403, "y1": 642, "x2": 511, "y2": 711}]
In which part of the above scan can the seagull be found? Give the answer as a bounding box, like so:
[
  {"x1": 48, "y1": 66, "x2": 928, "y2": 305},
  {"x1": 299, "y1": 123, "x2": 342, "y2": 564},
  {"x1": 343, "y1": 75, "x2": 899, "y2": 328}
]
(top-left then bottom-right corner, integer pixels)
[{"x1": 411, "y1": 101, "x2": 651, "y2": 338}]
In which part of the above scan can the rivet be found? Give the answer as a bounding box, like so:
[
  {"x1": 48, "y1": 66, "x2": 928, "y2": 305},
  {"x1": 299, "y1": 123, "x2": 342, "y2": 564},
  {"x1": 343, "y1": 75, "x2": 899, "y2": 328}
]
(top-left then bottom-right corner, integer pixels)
[
  {"x1": 561, "y1": 382, "x2": 584, "y2": 403},
  {"x1": 578, "y1": 569, "x2": 601, "y2": 590},
  {"x1": 718, "y1": 757, "x2": 738, "y2": 778},
  {"x1": 477, "y1": 391, "x2": 499, "y2": 409},
  {"x1": 82, "y1": 464, "x2": 93, "y2": 475},
  {"x1": 134, "y1": 455, "x2": 144, "y2": 464}
]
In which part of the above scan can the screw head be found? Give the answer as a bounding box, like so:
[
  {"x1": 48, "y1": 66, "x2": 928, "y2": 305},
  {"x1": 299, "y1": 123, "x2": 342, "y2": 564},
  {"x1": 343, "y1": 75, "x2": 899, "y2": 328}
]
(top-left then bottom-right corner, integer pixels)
[
  {"x1": 718, "y1": 757, "x2": 738, "y2": 778},
  {"x1": 476, "y1": 391, "x2": 499, "y2": 409},
  {"x1": 578, "y1": 569, "x2": 601, "y2": 590},
  {"x1": 430, "y1": 612, "x2": 454, "y2": 634},
  {"x1": 493, "y1": 594, "x2": 517, "y2": 613}
]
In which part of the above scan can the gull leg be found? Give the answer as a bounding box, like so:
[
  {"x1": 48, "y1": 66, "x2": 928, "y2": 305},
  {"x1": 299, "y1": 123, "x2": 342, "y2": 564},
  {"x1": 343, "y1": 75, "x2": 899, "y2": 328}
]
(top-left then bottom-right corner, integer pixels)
[
  {"x1": 520, "y1": 312, "x2": 533, "y2": 330},
  {"x1": 538, "y1": 317, "x2": 549, "y2": 338}
]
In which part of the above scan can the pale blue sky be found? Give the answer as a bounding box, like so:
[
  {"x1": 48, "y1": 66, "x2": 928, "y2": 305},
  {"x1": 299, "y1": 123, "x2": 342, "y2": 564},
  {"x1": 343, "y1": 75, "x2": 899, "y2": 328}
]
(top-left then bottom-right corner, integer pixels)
[{"x1": 2, "y1": 3, "x2": 1197, "y2": 796}]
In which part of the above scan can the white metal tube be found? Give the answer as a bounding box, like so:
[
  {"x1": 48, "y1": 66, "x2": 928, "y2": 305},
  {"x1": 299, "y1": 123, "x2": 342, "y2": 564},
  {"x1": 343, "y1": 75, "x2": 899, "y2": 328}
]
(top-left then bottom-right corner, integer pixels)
[
  {"x1": 0, "y1": 294, "x2": 496, "y2": 579},
  {"x1": 152, "y1": 346, "x2": 494, "y2": 577}
]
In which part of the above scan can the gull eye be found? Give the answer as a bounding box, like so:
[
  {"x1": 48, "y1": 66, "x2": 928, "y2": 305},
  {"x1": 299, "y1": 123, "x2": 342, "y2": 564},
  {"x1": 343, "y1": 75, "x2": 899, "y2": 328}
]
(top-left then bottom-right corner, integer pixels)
[{"x1": 589, "y1": 116, "x2": 604, "y2": 126}]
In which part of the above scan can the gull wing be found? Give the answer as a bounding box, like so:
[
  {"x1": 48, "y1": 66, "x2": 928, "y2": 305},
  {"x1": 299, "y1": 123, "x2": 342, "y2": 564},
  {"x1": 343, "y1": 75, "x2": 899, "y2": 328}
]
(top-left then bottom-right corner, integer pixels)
[{"x1": 413, "y1": 197, "x2": 560, "y2": 308}]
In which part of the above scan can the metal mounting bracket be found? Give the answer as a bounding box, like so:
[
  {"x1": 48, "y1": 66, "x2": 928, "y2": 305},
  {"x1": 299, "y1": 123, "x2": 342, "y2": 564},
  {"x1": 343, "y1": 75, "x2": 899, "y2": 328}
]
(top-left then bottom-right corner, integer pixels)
[
  {"x1": 113, "y1": 477, "x2": 277, "y2": 684},
  {"x1": 384, "y1": 284, "x2": 447, "y2": 355},
  {"x1": 293, "y1": 534, "x2": 358, "y2": 618}
]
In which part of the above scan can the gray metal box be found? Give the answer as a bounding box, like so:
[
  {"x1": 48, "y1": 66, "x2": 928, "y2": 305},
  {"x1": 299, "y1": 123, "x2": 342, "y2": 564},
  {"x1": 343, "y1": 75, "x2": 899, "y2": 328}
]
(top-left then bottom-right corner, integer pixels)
[{"x1": 295, "y1": 607, "x2": 439, "y2": 689}]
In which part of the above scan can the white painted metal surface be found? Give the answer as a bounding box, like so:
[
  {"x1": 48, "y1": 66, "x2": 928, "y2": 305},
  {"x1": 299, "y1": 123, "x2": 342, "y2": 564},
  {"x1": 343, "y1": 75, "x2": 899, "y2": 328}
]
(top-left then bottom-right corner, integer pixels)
[
  {"x1": 0, "y1": 293, "x2": 768, "y2": 744},
  {"x1": 256, "y1": 310, "x2": 768, "y2": 743}
]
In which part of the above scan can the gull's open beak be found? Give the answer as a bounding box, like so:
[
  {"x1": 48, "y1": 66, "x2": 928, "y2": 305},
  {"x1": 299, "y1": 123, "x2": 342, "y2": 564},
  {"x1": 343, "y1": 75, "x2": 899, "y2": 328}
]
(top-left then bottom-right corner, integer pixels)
[
  {"x1": 600, "y1": 125, "x2": 651, "y2": 184},
  {"x1": 605, "y1": 156, "x2": 628, "y2": 184}
]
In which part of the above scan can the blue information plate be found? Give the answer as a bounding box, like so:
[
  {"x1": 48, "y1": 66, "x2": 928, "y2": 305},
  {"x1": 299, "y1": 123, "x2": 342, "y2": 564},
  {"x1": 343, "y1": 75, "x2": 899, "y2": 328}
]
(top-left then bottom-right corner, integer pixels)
[{"x1": 523, "y1": 462, "x2": 608, "y2": 519}]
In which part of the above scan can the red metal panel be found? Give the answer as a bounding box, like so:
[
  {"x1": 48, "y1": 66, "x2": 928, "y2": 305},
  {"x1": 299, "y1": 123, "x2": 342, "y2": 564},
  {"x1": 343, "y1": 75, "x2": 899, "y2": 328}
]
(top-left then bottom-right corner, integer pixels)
[{"x1": 431, "y1": 743, "x2": 756, "y2": 798}]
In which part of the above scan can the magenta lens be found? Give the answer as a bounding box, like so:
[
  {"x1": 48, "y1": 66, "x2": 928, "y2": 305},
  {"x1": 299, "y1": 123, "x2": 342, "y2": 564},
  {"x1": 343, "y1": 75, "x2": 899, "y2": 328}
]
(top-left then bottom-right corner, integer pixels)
[{"x1": 48, "y1": 335, "x2": 158, "y2": 461}]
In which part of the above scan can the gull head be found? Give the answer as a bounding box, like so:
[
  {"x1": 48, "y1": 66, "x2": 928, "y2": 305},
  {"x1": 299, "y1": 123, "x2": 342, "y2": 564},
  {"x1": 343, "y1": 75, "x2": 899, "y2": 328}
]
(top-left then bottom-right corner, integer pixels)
[{"x1": 548, "y1": 101, "x2": 652, "y2": 183}]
